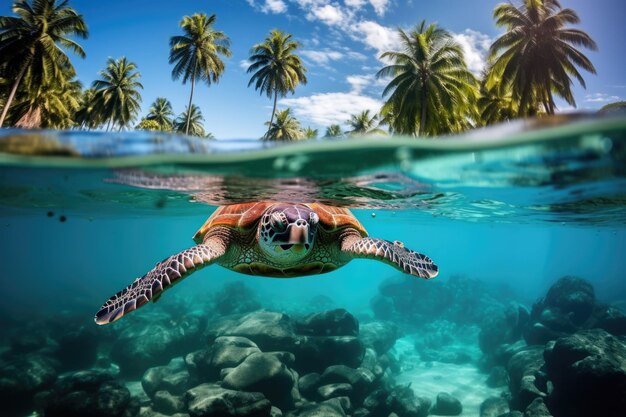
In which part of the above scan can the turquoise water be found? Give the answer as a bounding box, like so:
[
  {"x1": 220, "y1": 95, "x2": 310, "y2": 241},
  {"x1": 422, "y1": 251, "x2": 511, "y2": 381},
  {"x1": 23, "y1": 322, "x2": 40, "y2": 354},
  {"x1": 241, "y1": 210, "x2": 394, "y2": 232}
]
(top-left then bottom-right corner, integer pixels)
[{"x1": 0, "y1": 115, "x2": 625, "y2": 417}]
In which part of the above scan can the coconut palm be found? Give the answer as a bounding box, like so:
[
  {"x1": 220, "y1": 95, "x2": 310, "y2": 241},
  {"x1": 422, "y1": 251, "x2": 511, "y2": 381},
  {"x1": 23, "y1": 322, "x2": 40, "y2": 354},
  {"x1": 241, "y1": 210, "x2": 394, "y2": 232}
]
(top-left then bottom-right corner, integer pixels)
[
  {"x1": 488, "y1": 0, "x2": 597, "y2": 115},
  {"x1": 303, "y1": 127, "x2": 318, "y2": 139},
  {"x1": 346, "y1": 110, "x2": 387, "y2": 136},
  {"x1": 146, "y1": 97, "x2": 175, "y2": 131},
  {"x1": 92, "y1": 57, "x2": 143, "y2": 131},
  {"x1": 477, "y1": 71, "x2": 517, "y2": 125},
  {"x1": 174, "y1": 104, "x2": 206, "y2": 137},
  {"x1": 247, "y1": 30, "x2": 308, "y2": 138},
  {"x1": 169, "y1": 13, "x2": 231, "y2": 135},
  {"x1": 74, "y1": 88, "x2": 100, "y2": 129},
  {"x1": 377, "y1": 21, "x2": 477, "y2": 136},
  {"x1": 0, "y1": 0, "x2": 88, "y2": 127},
  {"x1": 264, "y1": 108, "x2": 303, "y2": 141},
  {"x1": 324, "y1": 124, "x2": 343, "y2": 138},
  {"x1": 136, "y1": 118, "x2": 161, "y2": 131}
]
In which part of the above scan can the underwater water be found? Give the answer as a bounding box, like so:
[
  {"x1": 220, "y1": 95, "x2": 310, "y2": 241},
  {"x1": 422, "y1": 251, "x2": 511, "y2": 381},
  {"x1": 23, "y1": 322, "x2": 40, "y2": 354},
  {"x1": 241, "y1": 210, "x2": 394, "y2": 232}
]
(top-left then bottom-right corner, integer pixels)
[{"x1": 0, "y1": 114, "x2": 625, "y2": 417}]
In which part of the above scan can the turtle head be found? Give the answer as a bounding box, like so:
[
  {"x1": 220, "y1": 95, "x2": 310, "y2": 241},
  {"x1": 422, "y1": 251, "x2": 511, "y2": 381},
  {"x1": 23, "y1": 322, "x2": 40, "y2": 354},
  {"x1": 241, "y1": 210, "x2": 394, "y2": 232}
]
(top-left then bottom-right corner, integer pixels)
[{"x1": 258, "y1": 203, "x2": 319, "y2": 263}]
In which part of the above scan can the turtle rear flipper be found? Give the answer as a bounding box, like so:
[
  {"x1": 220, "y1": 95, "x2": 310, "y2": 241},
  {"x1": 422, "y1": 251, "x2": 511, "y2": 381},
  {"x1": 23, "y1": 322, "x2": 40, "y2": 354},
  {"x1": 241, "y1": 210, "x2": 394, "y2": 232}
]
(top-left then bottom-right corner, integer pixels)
[
  {"x1": 342, "y1": 236, "x2": 438, "y2": 279},
  {"x1": 94, "y1": 239, "x2": 227, "y2": 325}
]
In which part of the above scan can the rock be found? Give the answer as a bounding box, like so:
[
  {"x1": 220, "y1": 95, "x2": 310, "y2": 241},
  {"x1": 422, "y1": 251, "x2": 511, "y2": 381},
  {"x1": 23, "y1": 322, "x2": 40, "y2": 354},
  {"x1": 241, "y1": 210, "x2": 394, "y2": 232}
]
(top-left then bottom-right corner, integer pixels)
[
  {"x1": 286, "y1": 399, "x2": 346, "y2": 417},
  {"x1": 486, "y1": 366, "x2": 509, "y2": 388},
  {"x1": 54, "y1": 327, "x2": 99, "y2": 371},
  {"x1": 294, "y1": 336, "x2": 365, "y2": 373},
  {"x1": 222, "y1": 352, "x2": 296, "y2": 409},
  {"x1": 213, "y1": 281, "x2": 261, "y2": 315},
  {"x1": 36, "y1": 369, "x2": 138, "y2": 417},
  {"x1": 595, "y1": 306, "x2": 626, "y2": 336},
  {"x1": 360, "y1": 348, "x2": 385, "y2": 380},
  {"x1": 499, "y1": 413, "x2": 523, "y2": 417},
  {"x1": 317, "y1": 383, "x2": 353, "y2": 400},
  {"x1": 186, "y1": 336, "x2": 261, "y2": 381},
  {"x1": 479, "y1": 303, "x2": 529, "y2": 358},
  {"x1": 207, "y1": 311, "x2": 297, "y2": 352},
  {"x1": 153, "y1": 390, "x2": 184, "y2": 415},
  {"x1": 271, "y1": 406, "x2": 283, "y2": 417},
  {"x1": 507, "y1": 347, "x2": 545, "y2": 410},
  {"x1": 386, "y1": 386, "x2": 431, "y2": 417},
  {"x1": 359, "y1": 321, "x2": 400, "y2": 355},
  {"x1": 523, "y1": 398, "x2": 552, "y2": 417},
  {"x1": 544, "y1": 329, "x2": 626, "y2": 417},
  {"x1": 363, "y1": 388, "x2": 391, "y2": 416},
  {"x1": 295, "y1": 309, "x2": 359, "y2": 337},
  {"x1": 479, "y1": 396, "x2": 509, "y2": 417},
  {"x1": 298, "y1": 373, "x2": 321, "y2": 399},
  {"x1": 142, "y1": 357, "x2": 191, "y2": 398},
  {"x1": 185, "y1": 383, "x2": 272, "y2": 417},
  {"x1": 137, "y1": 406, "x2": 190, "y2": 417},
  {"x1": 544, "y1": 277, "x2": 595, "y2": 326},
  {"x1": 431, "y1": 392, "x2": 462, "y2": 415},
  {"x1": 111, "y1": 313, "x2": 204, "y2": 377},
  {"x1": 0, "y1": 354, "x2": 59, "y2": 416},
  {"x1": 319, "y1": 365, "x2": 375, "y2": 403}
]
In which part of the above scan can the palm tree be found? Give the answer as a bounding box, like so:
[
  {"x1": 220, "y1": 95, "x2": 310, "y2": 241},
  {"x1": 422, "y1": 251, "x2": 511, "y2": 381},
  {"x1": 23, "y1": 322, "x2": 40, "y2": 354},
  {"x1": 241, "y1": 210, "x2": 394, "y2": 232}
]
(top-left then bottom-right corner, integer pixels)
[
  {"x1": 146, "y1": 97, "x2": 174, "y2": 131},
  {"x1": 92, "y1": 57, "x2": 143, "y2": 131},
  {"x1": 324, "y1": 124, "x2": 343, "y2": 138},
  {"x1": 174, "y1": 104, "x2": 206, "y2": 137},
  {"x1": 0, "y1": 0, "x2": 88, "y2": 127},
  {"x1": 169, "y1": 13, "x2": 231, "y2": 135},
  {"x1": 247, "y1": 29, "x2": 308, "y2": 138},
  {"x1": 346, "y1": 110, "x2": 387, "y2": 136},
  {"x1": 264, "y1": 108, "x2": 303, "y2": 141},
  {"x1": 477, "y1": 71, "x2": 517, "y2": 125},
  {"x1": 377, "y1": 21, "x2": 477, "y2": 136},
  {"x1": 136, "y1": 118, "x2": 161, "y2": 131},
  {"x1": 488, "y1": 0, "x2": 597, "y2": 115},
  {"x1": 303, "y1": 127, "x2": 318, "y2": 139},
  {"x1": 74, "y1": 88, "x2": 100, "y2": 129}
]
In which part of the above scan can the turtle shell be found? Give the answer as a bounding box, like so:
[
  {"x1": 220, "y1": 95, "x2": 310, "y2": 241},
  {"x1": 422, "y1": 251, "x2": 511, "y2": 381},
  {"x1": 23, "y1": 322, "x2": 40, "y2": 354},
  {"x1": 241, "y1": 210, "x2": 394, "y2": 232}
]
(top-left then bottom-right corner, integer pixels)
[{"x1": 193, "y1": 202, "x2": 367, "y2": 244}]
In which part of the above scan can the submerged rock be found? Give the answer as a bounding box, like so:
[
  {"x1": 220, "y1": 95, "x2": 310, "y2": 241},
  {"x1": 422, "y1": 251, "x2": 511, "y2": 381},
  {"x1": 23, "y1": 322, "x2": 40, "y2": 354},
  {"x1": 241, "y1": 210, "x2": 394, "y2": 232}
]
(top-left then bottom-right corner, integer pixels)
[
  {"x1": 523, "y1": 398, "x2": 552, "y2": 417},
  {"x1": 286, "y1": 399, "x2": 347, "y2": 417},
  {"x1": 386, "y1": 386, "x2": 431, "y2": 417},
  {"x1": 153, "y1": 390, "x2": 185, "y2": 415},
  {"x1": 142, "y1": 357, "x2": 191, "y2": 398},
  {"x1": 54, "y1": 327, "x2": 98, "y2": 371},
  {"x1": 479, "y1": 396, "x2": 509, "y2": 417},
  {"x1": 359, "y1": 321, "x2": 400, "y2": 355},
  {"x1": 431, "y1": 392, "x2": 462, "y2": 416},
  {"x1": 294, "y1": 335, "x2": 365, "y2": 373},
  {"x1": 317, "y1": 383, "x2": 352, "y2": 400},
  {"x1": 507, "y1": 347, "x2": 546, "y2": 410},
  {"x1": 295, "y1": 309, "x2": 359, "y2": 337},
  {"x1": 186, "y1": 336, "x2": 261, "y2": 381},
  {"x1": 185, "y1": 383, "x2": 271, "y2": 417},
  {"x1": 544, "y1": 329, "x2": 626, "y2": 417}
]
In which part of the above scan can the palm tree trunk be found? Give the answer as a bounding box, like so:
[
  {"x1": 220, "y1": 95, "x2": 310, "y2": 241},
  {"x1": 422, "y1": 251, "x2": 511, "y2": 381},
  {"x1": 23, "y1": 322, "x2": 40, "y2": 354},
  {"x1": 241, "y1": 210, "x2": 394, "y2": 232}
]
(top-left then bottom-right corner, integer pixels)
[
  {"x1": 185, "y1": 65, "x2": 197, "y2": 136},
  {"x1": 0, "y1": 64, "x2": 28, "y2": 128},
  {"x1": 266, "y1": 90, "x2": 278, "y2": 138}
]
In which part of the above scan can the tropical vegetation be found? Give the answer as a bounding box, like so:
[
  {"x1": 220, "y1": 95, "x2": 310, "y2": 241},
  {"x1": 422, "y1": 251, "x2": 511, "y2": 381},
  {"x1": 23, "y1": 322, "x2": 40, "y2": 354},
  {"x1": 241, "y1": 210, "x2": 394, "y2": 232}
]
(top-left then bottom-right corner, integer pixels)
[{"x1": 0, "y1": 0, "x2": 599, "y2": 139}]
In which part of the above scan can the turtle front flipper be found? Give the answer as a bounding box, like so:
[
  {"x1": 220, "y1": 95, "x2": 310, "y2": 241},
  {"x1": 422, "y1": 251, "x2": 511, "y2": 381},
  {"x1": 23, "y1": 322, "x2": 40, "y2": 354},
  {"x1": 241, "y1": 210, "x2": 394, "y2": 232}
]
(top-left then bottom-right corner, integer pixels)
[
  {"x1": 342, "y1": 236, "x2": 439, "y2": 279},
  {"x1": 94, "y1": 239, "x2": 227, "y2": 325}
]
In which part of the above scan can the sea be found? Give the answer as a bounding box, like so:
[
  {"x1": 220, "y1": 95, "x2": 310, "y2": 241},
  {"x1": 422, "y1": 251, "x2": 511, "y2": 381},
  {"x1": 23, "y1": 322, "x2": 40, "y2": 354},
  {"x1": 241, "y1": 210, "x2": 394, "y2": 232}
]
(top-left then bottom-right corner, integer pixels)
[{"x1": 0, "y1": 114, "x2": 624, "y2": 417}]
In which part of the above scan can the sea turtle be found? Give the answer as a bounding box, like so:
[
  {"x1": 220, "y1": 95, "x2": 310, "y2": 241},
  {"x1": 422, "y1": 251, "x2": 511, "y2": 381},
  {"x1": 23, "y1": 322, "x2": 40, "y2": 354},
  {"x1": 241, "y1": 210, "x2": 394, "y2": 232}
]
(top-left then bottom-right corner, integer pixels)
[{"x1": 95, "y1": 202, "x2": 439, "y2": 324}]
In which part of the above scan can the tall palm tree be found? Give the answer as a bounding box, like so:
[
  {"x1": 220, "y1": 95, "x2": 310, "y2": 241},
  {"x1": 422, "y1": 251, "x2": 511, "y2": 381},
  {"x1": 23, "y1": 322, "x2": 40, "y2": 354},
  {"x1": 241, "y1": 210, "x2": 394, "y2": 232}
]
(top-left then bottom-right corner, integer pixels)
[
  {"x1": 488, "y1": 0, "x2": 597, "y2": 115},
  {"x1": 74, "y1": 88, "x2": 100, "y2": 129},
  {"x1": 303, "y1": 127, "x2": 318, "y2": 139},
  {"x1": 0, "y1": 0, "x2": 88, "y2": 127},
  {"x1": 477, "y1": 70, "x2": 518, "y2": 125},
  {"x1": 377, "y1": 21, "x2": 477, "y2": 136},
  {"x1": 264, "y1": 108, "x2": 303, "y2": 141},
  {"x1": 247, "y1": 29, "x2": 308, "y2": 138},
  {"x1": 169, "y1": 13, "x2": 231, "y2": 135},
  {"x1": 146, "y1": 97, "x2": 175, "y2": 131},
  {"x1": 346, "y1": 110, "x2": 387, "y2": 136},
  {"x1": 92, "y1": 57, "x2": 143, "y2": 131},
  {"x1": 324, "y1": 124, "x2": 343, "y2": 138},
  {"x1": 174, "y1": 104, "x2": 206, "y2": 137}
]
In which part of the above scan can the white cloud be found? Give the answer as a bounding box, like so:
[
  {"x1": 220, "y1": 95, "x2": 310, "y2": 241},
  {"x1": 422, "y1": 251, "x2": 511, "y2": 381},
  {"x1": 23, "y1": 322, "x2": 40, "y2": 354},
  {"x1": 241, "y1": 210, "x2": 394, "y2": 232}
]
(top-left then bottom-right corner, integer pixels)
[
  {"x1": 246, "y1": 0, "x2": 288, "y2": 14},
  {"x1": 585, "y1": 93, "x2": 620, "y2": 103},
  {"x1": 350, "y1": 20, "x2": 401, "y2": 58},
  {"x1": 452, "y1": 29, "x2": 493, "y2": 75},
  {"x1": 369, "y1": 0, "x2": 390, "y2": 16},
  {"x1": 307, "y1": 4, "x2": 346, "y2": 25},
  {"x1": 239, "y1": 59, "x2": 252, "y2": 70},
  {"x1": 345, "y1": 0, "x2": 366, "y2": 8},
  {"x1": 301, "y1": 49, "x2": 344, "y2": 65},
  {"x1": 280, "y1": 92, "x2": 382, "y2": 126},
  {"x1": 346, "y1": 74, "x2": 386, "y2": 94}
]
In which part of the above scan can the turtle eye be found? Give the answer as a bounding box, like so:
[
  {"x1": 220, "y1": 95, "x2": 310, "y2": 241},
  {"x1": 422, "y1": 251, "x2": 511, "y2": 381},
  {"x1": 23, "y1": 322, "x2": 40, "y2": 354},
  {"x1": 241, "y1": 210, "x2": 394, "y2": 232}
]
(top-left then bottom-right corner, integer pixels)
[
  {"x1": 270, "y1": 212, "x2": 287, "y2": 231},
  {"x1": 309, "y1": 212, "x2": 319, "y2": 225}
]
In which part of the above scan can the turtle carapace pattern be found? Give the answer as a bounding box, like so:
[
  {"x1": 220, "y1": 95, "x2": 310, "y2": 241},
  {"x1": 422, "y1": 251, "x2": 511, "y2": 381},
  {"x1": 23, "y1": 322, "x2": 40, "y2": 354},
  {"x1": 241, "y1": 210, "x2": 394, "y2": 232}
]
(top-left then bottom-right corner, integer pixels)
[{"x1": 95, "y1": 202, "x2": 438, "y2": 325}]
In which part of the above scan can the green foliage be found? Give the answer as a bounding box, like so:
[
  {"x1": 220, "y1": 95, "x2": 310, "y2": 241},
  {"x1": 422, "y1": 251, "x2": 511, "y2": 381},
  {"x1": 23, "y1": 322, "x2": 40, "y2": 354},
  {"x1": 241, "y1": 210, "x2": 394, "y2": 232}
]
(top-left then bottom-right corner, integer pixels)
[
  {"x1": 346, "y1": 110, "x2": 387, "y2": 136},
  {"x1": 136, "y1": 118, "x2": 161, "y2": 131},
  {"x1": 0, "y1": 0, "x2": 88, "y2": 127},
  {"x1": 377, "y1": 21, "x2": 477, "y2": 136},
  {"x1": 247, "y1": 29, "x2": 307, "y2": 137},
  {"x1": 92, "y1": 57, "x2": 143, "y2": 130},
  {"x1": 174, "y1": 104, "x2": 206, "y2": 137},
  {"x1": 169, "y1": 13, "x2": 230, "y2": 135},
  {"x1": 74, "y1": 88, "x2": 100, "y2": 129},
  {"x1": 324, "y1": 124, "x2": 343, "y2": 138},
  {"x1": 598, "y1": 101, "x2": 626, "y2": 115},
  {"x1": 264, "y1": 108, "x2": 304, "y2": 141},
  {"x1": 303, "y1": 127, "x2": 318, "y2": 139},
  {"x1": 488, "y1": 0, "x2": 597, "y2": 115},
  {"x1": 477, "y1": 71, "x2": 518, "y2": 125},
  {"x1": 146, "y1": 97, "x2": 174, "y2": 131}
]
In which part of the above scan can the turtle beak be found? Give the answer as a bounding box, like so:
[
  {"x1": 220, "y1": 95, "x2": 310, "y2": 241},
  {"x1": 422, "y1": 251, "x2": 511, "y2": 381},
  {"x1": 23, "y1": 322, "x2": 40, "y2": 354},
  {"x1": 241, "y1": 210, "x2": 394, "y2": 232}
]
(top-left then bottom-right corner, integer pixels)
[{"x1": 288, "y1": 221, "x2": 310, "y2": 245}]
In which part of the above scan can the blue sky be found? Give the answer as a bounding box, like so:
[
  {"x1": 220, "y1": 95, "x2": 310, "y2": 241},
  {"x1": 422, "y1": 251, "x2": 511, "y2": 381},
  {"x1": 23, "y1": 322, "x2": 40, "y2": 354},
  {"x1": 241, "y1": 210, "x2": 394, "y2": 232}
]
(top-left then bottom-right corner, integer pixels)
[{"x1": 4, "y1": 0, "x2": 625, "y2": 138}]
